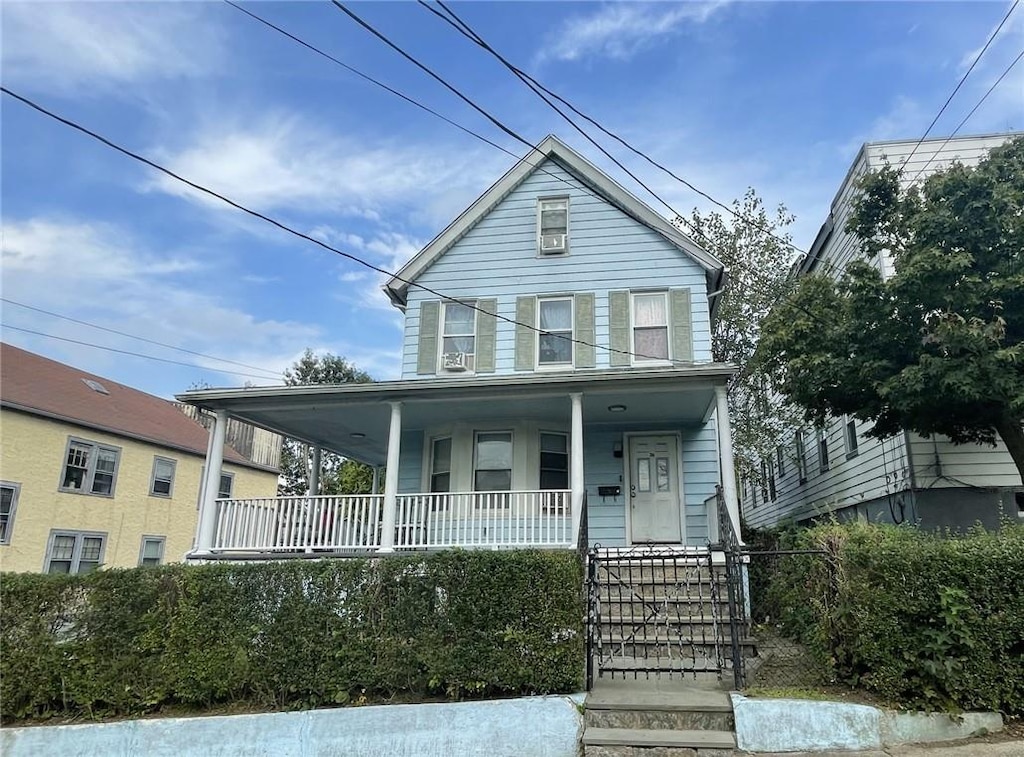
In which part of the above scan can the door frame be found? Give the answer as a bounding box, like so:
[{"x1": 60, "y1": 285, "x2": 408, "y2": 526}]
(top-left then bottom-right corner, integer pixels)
[{"x1": 622, "y1": 431, "x2": 686, "y2": 545}]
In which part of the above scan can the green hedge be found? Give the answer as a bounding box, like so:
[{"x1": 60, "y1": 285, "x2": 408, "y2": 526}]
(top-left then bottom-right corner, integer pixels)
[
  {"x1": 766, "y1": 523, "x2": 1024, "y2": 713},
  {"x1": 1, "y1": 550, "x2": 584, "y2": 722}
]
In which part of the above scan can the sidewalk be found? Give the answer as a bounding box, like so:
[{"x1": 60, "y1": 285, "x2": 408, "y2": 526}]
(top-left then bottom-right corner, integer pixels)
[{"x1": 749, "y1": 740, "x2": 1024, "y2": 757}]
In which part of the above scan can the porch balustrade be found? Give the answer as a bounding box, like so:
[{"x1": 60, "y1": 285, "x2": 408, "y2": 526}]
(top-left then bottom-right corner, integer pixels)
[{"x1": 212, "y1": 489, "x2": 573, "y2": 553}]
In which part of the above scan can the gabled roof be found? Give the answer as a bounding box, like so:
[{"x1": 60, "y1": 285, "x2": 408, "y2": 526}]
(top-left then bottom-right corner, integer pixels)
[
  {"x1": 384, "y1": 135, "x2": 727, "y2": 311},
  {"x1": 0, "y1": 342, "x2": 268, "y2": 470}
]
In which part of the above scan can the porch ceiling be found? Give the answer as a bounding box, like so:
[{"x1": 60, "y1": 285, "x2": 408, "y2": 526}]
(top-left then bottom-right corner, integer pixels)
[{"x1": 177, "y1": 366, "x2": 732, "y2": 467}]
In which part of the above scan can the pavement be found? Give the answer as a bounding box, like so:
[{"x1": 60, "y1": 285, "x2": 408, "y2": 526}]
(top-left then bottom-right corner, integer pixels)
[{"x1": 748, "y1": 740, "x2": 1024, "y2": 757}]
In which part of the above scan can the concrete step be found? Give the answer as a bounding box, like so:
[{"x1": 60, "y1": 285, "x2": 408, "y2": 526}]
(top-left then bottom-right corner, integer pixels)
[
  {"x1": 582, "y1": 726, "x2": 736, "y2": 751},
  {"x1": 586, "y1": 708, "x2": 734, "y2": 732},
  {"x1": 587, "y1": 687, "x2": 732, "y2": 712}
]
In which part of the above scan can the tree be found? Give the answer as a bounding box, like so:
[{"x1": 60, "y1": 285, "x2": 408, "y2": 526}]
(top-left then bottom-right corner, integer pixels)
[
  {"x1": 278, "y1": 349, "x2": 376, "y2": 496},
  {"x1": 758, "y1": 136, "x2": 1024, "y2": 480},
  {"x1": 678, "y1": 188, "x2": 802, "y2": 478}
]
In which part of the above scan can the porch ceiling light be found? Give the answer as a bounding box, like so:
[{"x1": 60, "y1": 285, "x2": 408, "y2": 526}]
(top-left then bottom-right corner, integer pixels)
[
  {"x1": 350, "y1": 432, "x2": 366, "y2": 440},
  {"x1": 608, "y1": 404, "x2": 627, "y2": 413}
]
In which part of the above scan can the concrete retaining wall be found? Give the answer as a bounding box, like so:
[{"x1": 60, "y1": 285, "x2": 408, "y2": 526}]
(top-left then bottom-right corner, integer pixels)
[
  {"x1": 731, "y1": 694, "x2": 1003, "y2": 753},
  {"x1": 1, "y1": 694, "x2": 586, "y2": 757}
]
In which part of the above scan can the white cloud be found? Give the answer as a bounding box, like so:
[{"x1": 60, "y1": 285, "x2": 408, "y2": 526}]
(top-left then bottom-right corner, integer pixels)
[
  {"x1": 539, "y1": 1, "x2": 729, "y2": 64},
  {"x1": 958, "y1": 1, "x2": 1022, "y2": 72},
  {"x1": 0, "y1": 2, "x2": 224, "y2": 93},
  {"x1": 1, "y1": 217, "x2": 325, "y2": 384},
  {"x1": 146, "y1": 115, "x2": 506, "y2": 224}
]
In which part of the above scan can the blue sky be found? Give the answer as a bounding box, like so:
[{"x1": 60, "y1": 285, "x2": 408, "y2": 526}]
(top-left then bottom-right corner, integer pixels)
[{"x1": 2, "y1": 1, "x2": 1021, "y2": 398}]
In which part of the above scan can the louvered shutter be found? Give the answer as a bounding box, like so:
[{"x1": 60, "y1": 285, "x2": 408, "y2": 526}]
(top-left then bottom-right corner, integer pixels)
[
  {"x1": 417, "y1": 301, "x2": 440, "y2": 375},
  {"x1": 475, "y1": 298, "x2": 497, "y2": 373},
  {"x1": 514, "y1": 296, "x2": 536, "y2": 371},
  {"x1": 608, "y1": 291, "x2": 630, "y2": 367},
  {"x1": 574, "y1": 293, "x2": 596, "y2": 368},
  {"x1": 669, "y1": 288, "x2": 693, "y2": 362}
]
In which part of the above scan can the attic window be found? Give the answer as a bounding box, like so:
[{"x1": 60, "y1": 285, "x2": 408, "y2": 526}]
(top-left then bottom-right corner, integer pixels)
[
  {"x1": 538, "y1": 197, "x2": 568, "y2": 255},
  {"x1": 82, "y1": 379, "x2": 109, "y2": 395}
]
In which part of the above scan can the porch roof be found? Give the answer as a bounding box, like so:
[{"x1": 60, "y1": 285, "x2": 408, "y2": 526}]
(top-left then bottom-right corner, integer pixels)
[{"x1": 176, "y1": 365, "x2": 733, "y2": 467}]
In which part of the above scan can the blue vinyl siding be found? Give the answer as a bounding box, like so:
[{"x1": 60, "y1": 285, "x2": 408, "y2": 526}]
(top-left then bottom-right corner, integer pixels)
[{"x1": 402, "y1": 157, "x2": 712, "y2": 378}]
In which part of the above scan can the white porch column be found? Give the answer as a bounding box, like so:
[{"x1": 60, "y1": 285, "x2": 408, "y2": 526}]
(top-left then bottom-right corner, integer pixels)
[
  {"x1": 378, "y1": 402, "x2": 402, "y2": 553},
  {"x1": 371, "y1": 466, "x2": 381, "y2": 495},
  {"x1": 570, "y1": 392, "x2": 585, "y2": 542},
  {"x1": 307, "y1": 445, "x2": 322, "y2": 496},
  {"x1": 196, "y1": 409, "x2": 228, "y2": 553},
  {"x1": 715, "y1": 384, "x2": 742, "y2": 542}
]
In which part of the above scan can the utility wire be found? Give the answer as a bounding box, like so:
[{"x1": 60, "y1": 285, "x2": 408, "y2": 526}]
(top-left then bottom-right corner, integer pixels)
[
  {"x1": 1, "y1": 297, "x2": 283, "y2": 379},
  {"x1": 1, "y1": 324, "x2": 279, "y2": 381},
  {"x1": 910, "y1": 47, "x2": 1024, "y2": 183},
  {"x1": 422, "y1": 0, "x2": 807, "y2": 257},
  {"x1": 899, "y1": 0, "x2": 1020, "y2": 170},
  {"x1": 2, "y1": 86, "x2": 703, "y2": 365}
]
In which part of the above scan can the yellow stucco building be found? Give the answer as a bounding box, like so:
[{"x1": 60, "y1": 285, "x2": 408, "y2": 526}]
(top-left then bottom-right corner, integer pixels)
[{"x1": 0, "y1": 343, "x2": 279, "y2": 573}]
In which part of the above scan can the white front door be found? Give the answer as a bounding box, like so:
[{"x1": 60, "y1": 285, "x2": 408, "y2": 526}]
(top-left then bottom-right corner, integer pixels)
[{"x1": 629, "y1": 435, "x2": 682, "y2": 543}]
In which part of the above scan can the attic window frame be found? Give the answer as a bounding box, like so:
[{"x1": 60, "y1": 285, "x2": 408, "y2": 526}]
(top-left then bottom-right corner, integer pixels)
[{"x1": 537, "y1": 196, "x2": 569, "y2": 256}]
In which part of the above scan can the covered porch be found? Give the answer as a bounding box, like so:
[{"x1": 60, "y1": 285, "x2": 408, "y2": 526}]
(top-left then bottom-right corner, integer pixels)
[{"x1": 178, "y1": 367, "x2": 740, "y2": 558}]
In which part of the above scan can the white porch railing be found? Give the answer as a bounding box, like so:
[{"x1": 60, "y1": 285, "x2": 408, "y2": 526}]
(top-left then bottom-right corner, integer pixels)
[
  {"x1": 213, "y1": 495, "x2": 383, "y2": 551},
  {"x1": 211, "y1": 490, "x2": 572, "y2": 553}
]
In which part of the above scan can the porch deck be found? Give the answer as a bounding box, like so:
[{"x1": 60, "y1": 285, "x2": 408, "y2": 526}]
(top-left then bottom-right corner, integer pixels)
[{"x1": 211, "y1": 489, "x2": 574, "y2": 554}]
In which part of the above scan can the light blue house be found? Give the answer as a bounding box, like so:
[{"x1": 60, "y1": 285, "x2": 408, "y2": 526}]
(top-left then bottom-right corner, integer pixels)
[{"x1": 180, "y1": 136, "x2": 739, "y2": 557}]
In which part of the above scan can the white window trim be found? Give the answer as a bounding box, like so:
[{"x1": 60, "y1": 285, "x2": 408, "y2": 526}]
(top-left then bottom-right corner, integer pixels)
[
  {"x1": 844, "y1": 416, "x2": 860, "y2": 459},
  {"x1": 536, "y1": 296, "x2": 574, "y2": 370},
  {"x1": 0, "y1": 481, "x2": 21, "y2": 545},
  {"x1": 149, "y1": 456, "x2": 177, "y2": 498},
  {"x1": 817, "y1": 427, "x2": 831, "y2": 474},
  {"x1": 218, "y1": 471, "x2": 234, "y2": 499},
  {"x1": 438, "y1": 300, "x2": 478, "y2": 375},
  {"x1": 472, "y1": 429, "x2": 514, "y2": 493},
  {"x1": 138, "y1": 535, "x2": 166, "y2": 567},
  {"x1": 58, "y1": 437, "x2": 121, "y2": 498},
  {"x1": 629, "y1": 290, "x2": 672, "y2": 367},
  {"x1": 538, "y1": 431, "x2": 570, "y2": 491},
  {"x1": 537, "y1": 196, "x2": 570, "y2": 256},
  {"x1": 44, "y1": 529, "x2": 107, "y2": 574},
  {"x1": 795, "y1": 430, "x2": 808, "y2": 483}
]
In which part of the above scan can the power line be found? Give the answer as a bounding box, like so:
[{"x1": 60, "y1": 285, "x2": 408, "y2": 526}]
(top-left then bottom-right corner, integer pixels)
[
  {"x1": 910, "y1": 47, "x2": 1024, "y2": 183},
  {"x1": 1, "y1": 86, "x2": 704, "y2": 366},
  {"x1": 900, "y1": 0, "x2": 1020, "y2": 170},
  {"x1": 1, "y1": 324, "x2": 279, "y2": 381},
  {"x1": 421, "y1": 0, "x2": 807, "y2": 258},
  {"x1": 1, "y1": 297, "x2": 283, "y2": 379}
]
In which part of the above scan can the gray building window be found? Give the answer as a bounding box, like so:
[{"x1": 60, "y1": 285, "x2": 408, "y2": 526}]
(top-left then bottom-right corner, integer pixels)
[
  {"x1": 539, "y1": 432, "x2": 569, "y2": 490},
  {"x1": 218, "y1": 471, "x2": 234, "y2": 499},
  {"x1": 60, "y1": 438, "x2": 120, "y2": 496},
  {"x1": 0, "y1": 482, "x2": 20, "y2": 544},
  {"x1": 139, "y1": 536, "x2": 166, "y2": 567},
  {"x1": 45, "y1": 530, "x2": 106, "y2": 574},
  {"x1": 150, "y1": 457, "x2": 176, "y2": 497}
]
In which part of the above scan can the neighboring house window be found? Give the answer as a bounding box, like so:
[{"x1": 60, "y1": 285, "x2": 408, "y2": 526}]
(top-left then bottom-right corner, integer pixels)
[
  {"x1": 845, "y1": 416, "x2": 859, "y2": 458},
  {"x1": 430, "y1": 437, "x2": 452, "y2": 493},
  {"x1": 0, "y1": 482, "x2": 20, "y2": 544},
  {"x1": 45, "y1": 530, "x2": 105, "y2": 574},
  {"x1": 218, "y1": 472, "x2": 234, "y2": 499},
  {"x1": 817, "y1": 428, "x2": 831, "y2": 474},
  {"x1": 538, "y1": 197, "x2": 569, "y2": 255},
  {"x1": 150, "y1": 456, "x2": 176, "y2": 497},
  {"x1": 759, "y1": 461, "x2": 769, "y2": 504},
  {"x1": 474, "y1": 431, "x2": 513, "y2": 491},
  {"x1": 776, "y1": 445, "x2": 786, "y2": 477},
  {"x1": 632, "y1": 292, "x2": 669, "y2": 362},
  {"x1": 60, "y1": 438, "x2": 120, "y2": 496},
  {"x1": 538, "y1": 297, "x2": 573, "y2": 367},
  {"x1": 768, "y1": 461, "x2": 777, "y2": 501},
  {"x1": 441, "y1": 301, "x2": 476, "y2": 372},
  {"x1": 139, "y1": 536, "x2": 165, "y2": 567},
  {"x1": 795, "y1": 431, "x2": 808, "y2": 483},
  {"x1": 539, "y1": 432, "x2": 569, "y2": 489}
]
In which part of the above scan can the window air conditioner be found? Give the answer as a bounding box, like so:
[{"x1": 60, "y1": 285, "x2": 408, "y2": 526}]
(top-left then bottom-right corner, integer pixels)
[
  {"x1": 540, "y1": 233, "x2": 567, "y2": 254},
  {"x1": 442, "y1": 352, "x2": 468, "y2": 371}
]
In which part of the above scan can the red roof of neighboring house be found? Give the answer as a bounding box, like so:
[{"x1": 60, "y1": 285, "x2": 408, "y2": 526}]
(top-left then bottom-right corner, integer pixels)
[{"x1": 0, "y1": 342, "x2": 260, "y2": 469}]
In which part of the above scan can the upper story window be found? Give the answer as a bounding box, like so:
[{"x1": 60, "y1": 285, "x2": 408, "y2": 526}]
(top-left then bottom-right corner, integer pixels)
[
  {"x1": 817, "y1": 427, "x2": 831, "y2": 474},
  {"x1": 0, "y1": 482, "x2": 20, "y2": 544},
  {"x1": 538, "y1": 197, "x2": 569, "y2": 255},
  {"x1": 538, "y1": 297, "x2": 573, "y2": 367},
  {"x1": 430, "y1": 437, "x2": 452, "y2": 493},
  {"x1": 845, "y1": 416, "x2": 859, "y2": 458},
  {"x1": 776, "y1": 445, "x2": 786, "y2": 477},
  {"x1": 46, "y1": 530, "x2": 105, "y2": 574},
  {"x1": 150, "y1": 456, "x2": 176, "y2": 497},
  {"x1": 795, "y1": 430, "x2": 808, "y2": 483},
  {"x1": 441, "y1": 301, "x2": 476, "y2": 373},
  {"x1": 474, "y1": 431, "x2": 513, "y2": 491},
  {"x1": 632, "y1": 292, "x2": 669, "y2": 362},
  {"x1": 60, "y1": 438, "x2": 120, "y2": 496},
  {"x1": 218, "y1": 472, "x2": 234, "y2": 499}
]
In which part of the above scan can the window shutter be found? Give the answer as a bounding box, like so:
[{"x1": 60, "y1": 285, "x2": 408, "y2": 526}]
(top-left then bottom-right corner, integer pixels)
[
  {"x1": 475, "y1": 298, "x2": 498, "y2": 373},
  {"x1": 417, "y1": 301, "x2": 440, "y2": 375},
  {"x1": 514, "y1": 296, "x2": 536, "y2": 371},
  {"x1": 669, "y1": 288, "x2": 693, "y2": 362},
  {"x1": 574, "y1": 293, "x2": 596, "y2": 368},
  {"x1": 608, "y1": 291, "x2": 630, "y2": 367}
]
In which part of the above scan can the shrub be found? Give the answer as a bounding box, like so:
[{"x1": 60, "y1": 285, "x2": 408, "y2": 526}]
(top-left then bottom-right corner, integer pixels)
[
  {"x1": 1, "y1": 550, "x2": 584, "y2": 722},
  {"x1": 764, "y1": 522, "x2": 1024, "y2": 713}
]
